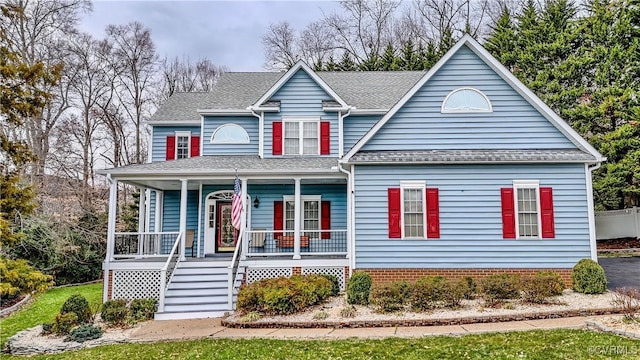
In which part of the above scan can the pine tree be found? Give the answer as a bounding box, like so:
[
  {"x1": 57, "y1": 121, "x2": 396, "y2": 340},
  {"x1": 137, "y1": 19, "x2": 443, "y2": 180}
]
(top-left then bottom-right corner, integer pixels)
[
  {"x1": 399, "y1": 40, "x2": 417, "y2": 70},
  {"x1": 484, "y1": 5, "x2": 517, "y2": 72},
  {"x1": 323, "y1": 56, "x2": 338, "y2": 71},
  {"x1": 379, "y1": 43, "x2": 397, "y2": 71},
  {"x1": 423, "y1": 41, "x2": 439, "y2": 69},
  {"x1": 338, "y1": 52, "x2": 357, "y2": 71}
]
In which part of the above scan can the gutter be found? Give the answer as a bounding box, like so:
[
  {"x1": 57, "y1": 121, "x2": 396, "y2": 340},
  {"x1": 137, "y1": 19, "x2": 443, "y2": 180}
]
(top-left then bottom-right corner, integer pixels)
[
  {"x1": 338, "y1": 162, "x2": 355, "y2": 276},
  {"x1": 586, "y1": 162, "x2": 602, "y2": 262}
]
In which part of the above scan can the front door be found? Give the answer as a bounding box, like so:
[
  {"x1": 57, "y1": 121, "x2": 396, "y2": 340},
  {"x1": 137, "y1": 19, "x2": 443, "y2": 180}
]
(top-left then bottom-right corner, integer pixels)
[{"x1": 216, "y1": 201, "x2": 237, "y2": 253}]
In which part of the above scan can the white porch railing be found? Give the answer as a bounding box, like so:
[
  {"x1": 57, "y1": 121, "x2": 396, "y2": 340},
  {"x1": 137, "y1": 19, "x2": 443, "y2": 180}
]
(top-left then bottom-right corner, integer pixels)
[
  {"x1": 244, "y1": 229, "x2": 348, "y2": 257},
  {"x1": 227, "y1": 227, "x2": 245, "y2": 309},
  {"x1": 158, "y1": 231, "x2": 183, "y2": 312},
  {"x1": 112, "y1": 232, "x2": 180, "y2": 258}
]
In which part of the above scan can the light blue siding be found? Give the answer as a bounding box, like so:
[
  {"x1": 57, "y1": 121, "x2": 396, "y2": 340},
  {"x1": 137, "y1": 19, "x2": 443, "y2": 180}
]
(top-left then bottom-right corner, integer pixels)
[
  {"x1": 264, "y1": 69, "x2": 339, "y2": 157},
  {"x1": 151, "y1": 126, "x2": 200, "y2": 162},
  {"x1": 343, "y1": 115, "x2": 381, "y2": 153},
  {"x1": 361, "y1": 46, "x2": 576, "y2": 151},
  {"x1": 354, "y1": 163, "x2": 590, "y2": 269},
  {"x1": 202, "y1": 116, "x2": 258, "y2": 155},
  {"x1": 198, "y1": 183, "x2": 347, "y2": 256},
  {"x1": 148, "y1": 191, "x2": 156, "y2": 232},
  {"x1": 161, "y1": 190, "x2": 199, "y2": 253}
]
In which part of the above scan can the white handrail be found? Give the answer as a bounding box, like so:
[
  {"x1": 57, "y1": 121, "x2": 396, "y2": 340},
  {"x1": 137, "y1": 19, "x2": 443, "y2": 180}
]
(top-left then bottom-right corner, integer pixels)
[
  {"x1": 227, "y1": 227, "x2": 244, "y2": 309},
  {"x1": 158, "y1": 231, "x2": 183, "y2": 312}
]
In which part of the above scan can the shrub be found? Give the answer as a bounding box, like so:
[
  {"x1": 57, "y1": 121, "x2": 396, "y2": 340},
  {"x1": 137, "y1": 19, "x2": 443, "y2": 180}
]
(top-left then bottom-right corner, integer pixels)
[
  {"x1": 339, "y1": 306, "x2": 357, "y2": 318},
  {"x1": 461, "y1": 276, "x2": 476, "y2": 299},
  {"x1": 64, "y1": 324, "x2": 103, "y2": 343},
  {"x1": 479, "y1": 274, "x2": 521, "y2": 305},
  {"x1": 130, "y1": 298, "x2": 157, "y2": 322},
  {"x1": 411, "y1": 276, "x2": 448, "y2": 311},
  {"x1": 319, "y1": 274, "x2": 340, "y2": 296},
  {"x1": 521, "y1": 271, "x2": 565, "y2": 303},
  {"x1": 61, "y1": 294, "x2": 93, "y2": 324},
  {"x1": 346, "y1": 272, "x2": 372, "y2": 305},
  {"x1": 240, "y1": 311, "x2": 262, "y2": 323},
  {"x1": 53, "y1": 312, "x2": 78, "y2": 335},
  {"x1": 0, "y1": 257, "x2": 54, "y2": 305},
  {"x1": 41, "y1": 322, "x2": 54, "y2": 335},
  {"x1": 443, "y1": 278, "x2": 470, "y2": 308},
  {"x1": 369, "y1": 281, "x2": 410, "y2": 313},
  {"x1": 611, "y1": 287, "x2": 640, "y2": 321},
  {"x1": 313, "y1": 310, "x2": 329, "y2": 320},
  {"x1": 572, "y1": 259, "x2": 607, "y2": 294},
  {"x1": 101, "y1": 299, "x2": 129, "y2": 326},
  {"x1": 236, "y1": 274, "x2": 333, "y2": 315}
]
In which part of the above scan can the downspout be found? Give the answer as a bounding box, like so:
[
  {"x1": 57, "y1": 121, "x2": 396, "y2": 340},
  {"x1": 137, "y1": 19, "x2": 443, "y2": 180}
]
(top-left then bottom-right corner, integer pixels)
[
  {"x1": 586, "y1": 162, "x2": 601, "y2": 262},
  {"x1": 249, "y1": 107, "x2": 264, "y2": 158},
  {"x1": 103, "y1": 174, "x2": 115, "y2": 302},
  {"x1": 338, "y1": 108, "x2": 352, "y2": 158},
  {"x1": 338, "y1": 162, "x2": 355, "y2": 276}
]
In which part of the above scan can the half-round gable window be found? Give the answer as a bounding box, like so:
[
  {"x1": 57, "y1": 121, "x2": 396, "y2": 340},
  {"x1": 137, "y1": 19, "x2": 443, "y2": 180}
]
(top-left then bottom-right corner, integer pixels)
[
  {"x1": 441, "y1": 88, "x2": 492, "y2": 113},
  {"x1": 211, "y1": 123, "x2": 250, "y2": 144}
]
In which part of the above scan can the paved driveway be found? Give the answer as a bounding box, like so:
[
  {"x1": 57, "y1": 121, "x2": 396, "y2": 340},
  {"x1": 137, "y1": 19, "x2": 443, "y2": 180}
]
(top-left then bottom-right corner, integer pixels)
[{"x1": 598, "y1": 257, "x2": 640, "y2": 290}]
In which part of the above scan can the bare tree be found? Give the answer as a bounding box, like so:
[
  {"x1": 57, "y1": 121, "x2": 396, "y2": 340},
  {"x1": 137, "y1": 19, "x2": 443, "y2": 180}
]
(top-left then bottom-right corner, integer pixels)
[
  {"x1": 104, "y1": 21, "x2": 157, "y2": 165},
  {"x1": 157, "y1": 55, "x2": 225, "y2": 104},
  {"x1": 299, "y1": 21, "x2": 336, "y2": 69},
  {"x1": 0, "y1": 0, "x2": 91, "y2": 184},
  {"x1": 412, "y1": 0, "x2": 492, "y2": 44},
  {"x1": 263, "y1": 21, "x2": 300, "y2": 70}
]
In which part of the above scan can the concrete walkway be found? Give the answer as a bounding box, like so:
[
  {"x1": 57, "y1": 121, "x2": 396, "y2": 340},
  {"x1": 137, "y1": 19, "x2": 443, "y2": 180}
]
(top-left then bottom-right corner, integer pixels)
[{"x1": 129, "y1": 316, "x2": 595, "y2": 341}]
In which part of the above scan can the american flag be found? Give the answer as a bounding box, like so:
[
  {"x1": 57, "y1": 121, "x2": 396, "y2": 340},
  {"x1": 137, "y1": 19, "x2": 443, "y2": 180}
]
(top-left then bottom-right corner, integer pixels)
[{"x1": 231, "y1": 175, "x2": 242, "y2": 230}]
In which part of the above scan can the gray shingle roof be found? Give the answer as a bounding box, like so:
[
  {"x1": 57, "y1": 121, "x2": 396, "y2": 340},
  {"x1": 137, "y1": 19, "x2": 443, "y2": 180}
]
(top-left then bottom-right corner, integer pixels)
[
  {"x1": 149, "y1": 71, "x2": 425, "y2": 123},
  {"x1": 100, "y1": 156, "x2": 340, "y2": 176},
  {"x1": 349, "y1": 149, "x2": 597, "y2": 163}
]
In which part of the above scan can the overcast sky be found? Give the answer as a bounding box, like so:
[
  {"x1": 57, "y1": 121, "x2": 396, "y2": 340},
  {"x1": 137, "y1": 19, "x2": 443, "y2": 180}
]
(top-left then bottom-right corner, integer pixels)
[{"x1": 78, "y1": 0, "x2": 340, "y2": 71}]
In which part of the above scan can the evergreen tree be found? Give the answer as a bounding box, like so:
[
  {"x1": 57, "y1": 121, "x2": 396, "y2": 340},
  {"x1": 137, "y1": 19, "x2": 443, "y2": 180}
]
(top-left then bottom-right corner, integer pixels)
[
  {"x1": 484, "y1": 5, "x2": 517, "y2": 72},
  {"x1": 359, "y1": 52, "x2": 380, "y2": 71},
  {"x1": 399, "y1": 40, "x2": 418, "y2": 70},
  {"x1": 323, "y1": 56, "x2": 338, "y2": 71},
  {"x1": 423, "y1": 41, "x2": 439, "y2": 69},
  {"x1": 338, "y1": 52, "x2": 357, "y2": 71},
  {"x1": 379, "y1": 43, "x2": 397, "y2": 71}
]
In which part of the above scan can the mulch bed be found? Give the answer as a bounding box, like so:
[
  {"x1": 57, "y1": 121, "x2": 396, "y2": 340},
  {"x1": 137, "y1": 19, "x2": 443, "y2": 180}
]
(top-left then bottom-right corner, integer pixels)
[
  {"x1": 1, "y1": 295, "x2": 26, "y2": 310},
  {"x1": 597, "y1": 238, "x2": 640, "y2": 250}
]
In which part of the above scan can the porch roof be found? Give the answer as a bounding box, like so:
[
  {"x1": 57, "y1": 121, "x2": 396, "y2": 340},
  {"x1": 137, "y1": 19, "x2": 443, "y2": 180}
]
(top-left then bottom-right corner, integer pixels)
[
  {"x1": 348, "y1": 149, "x2": 598, "y2": 164},
  {"x1": 98, "y1": 155, "x2": 341, "y2": 177}
]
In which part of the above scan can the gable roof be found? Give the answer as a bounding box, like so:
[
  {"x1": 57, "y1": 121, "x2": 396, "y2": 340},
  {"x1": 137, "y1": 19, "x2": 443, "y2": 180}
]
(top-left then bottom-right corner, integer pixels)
[
  {"x1": 350, "y1": 149, "x2": 597, "y2": 164},
  {"x1": 342, "y1": 34, "x2": 605, "y2": 163}
]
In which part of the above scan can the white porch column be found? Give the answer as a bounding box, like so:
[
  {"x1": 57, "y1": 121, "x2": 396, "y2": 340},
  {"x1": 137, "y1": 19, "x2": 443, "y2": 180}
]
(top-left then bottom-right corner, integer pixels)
[
  {"x1": 104, "y1": 175, "x2": 118, "y2": 302},
  {"x1": 293, "y1": 178, "x2": 301, "y2": 260},
  {"x1": 241, "y1": 178, "x2": 248, "y2": 260},
  {"x1": 154, "y1": 190, "x2": 162, "y2": 233},
  {"x1": 179, "y1": 179, "x2": 188, "y2": 261},
  {"x1": 137, "y1": 187, "x2": 146, "y2": 258}
]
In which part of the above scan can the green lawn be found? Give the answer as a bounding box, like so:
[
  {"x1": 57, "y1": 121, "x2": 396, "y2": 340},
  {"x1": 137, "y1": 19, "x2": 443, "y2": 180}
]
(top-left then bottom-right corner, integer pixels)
[
  {"x1": 2, "y1": 283, "x2": 639, "y2": 359},
  {"x1": 1, "y1": 329, "x2": 639, "y2": 359},
  {"x1": 0, "y1": 282, "x2": 102, "y2": 347}
]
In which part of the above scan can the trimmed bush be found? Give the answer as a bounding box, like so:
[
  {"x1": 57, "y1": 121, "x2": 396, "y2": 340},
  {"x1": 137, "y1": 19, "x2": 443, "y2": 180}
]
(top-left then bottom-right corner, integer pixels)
[
  {"x1": 443, "y1": 278, "x2": 470, "y2": 308},
  {"x1": 521, "y1": 271, "x2": 565, "y2": 303},
  {"x1": 462, "y1": 276, "x2": 476, "y2": 299},
  {"x1": 572, "y1": 259, "x2": 607, "y2": 294},
  {"x1": 101, "y1": 299, "x2": 129, "y2": 326},
  {"x1": 64, "y1": 324, "x2": 103, "y2": 343},
  {"x1": 346, "y1": 272, "x2": 372, "y2": 305},
  {"x1": 319, "y1": 274, "x2": 340, "y2": 296},
  {"x1": 130, "y1": 298, "x2": 157, "y2": 322},
  {"x1": 369, "y1": 281, "x2": 411, "y2": 313},
  {"x1": 411, "y1": 276, "x2": 448, "y2": 311},
  {"x1": 60, "y1": 294, "x2": 93, "y2": 324},
  {"x1": 236, "y1": 274, "x2": 333, "y2": 315},
  {"x1": 53, "y1": 312, "x2": 78, "y2": 335},
  {"x1": 41, "y1": 322, "x2": 54, "y2": 335},
  {"x1": 479, "y1": 274, "x2": 521, "y2": 305}
]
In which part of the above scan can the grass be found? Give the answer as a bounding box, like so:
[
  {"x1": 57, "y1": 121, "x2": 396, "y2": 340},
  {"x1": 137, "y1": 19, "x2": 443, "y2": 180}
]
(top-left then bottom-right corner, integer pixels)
[
  {"x1": 1, "y1": 329, "x2": 639, "y2": 359},
  {"x1": 0, "y1": 282, "x2": 102, "y2": 347}
]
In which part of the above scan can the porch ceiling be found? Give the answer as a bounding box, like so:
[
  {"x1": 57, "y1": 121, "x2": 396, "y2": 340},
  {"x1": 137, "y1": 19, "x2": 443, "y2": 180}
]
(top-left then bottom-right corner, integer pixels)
[{"x1": 117, "y1": 176, "x2": 347, "y2": 191}]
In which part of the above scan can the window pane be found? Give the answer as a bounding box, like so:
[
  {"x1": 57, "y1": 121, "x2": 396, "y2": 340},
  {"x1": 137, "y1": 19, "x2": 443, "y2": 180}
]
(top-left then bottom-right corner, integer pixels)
[
  {"x1": 517, "y1": 187, "x2": 539, "y2": 237},
  {"x1": 443, "y1": 89, "x2": 491, "y2": 112},
  {"x1": 283, "y1": 122, "x2": 299, "y2": 155},
  {"x1": 176, "y1": 136, "x2": 189, "y2": 159},
  {"x1": 285, "y1": 201, "x2": 295, "y2": 231},
  {"x1": 212, "y1": 124, "x2": 250, "y2": 143},
  {"x1": 303, "y1": 200, "x2": 319, "y2": 231},
  {"x1": 303, "y1": 122, "x2": 318, "y2": 155},
  {"x1": 403, "y1": 188, "x2": 423, "y2": 237}
]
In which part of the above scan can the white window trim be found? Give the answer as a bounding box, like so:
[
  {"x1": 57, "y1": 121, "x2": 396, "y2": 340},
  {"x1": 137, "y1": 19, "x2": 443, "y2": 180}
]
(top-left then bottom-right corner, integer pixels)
[
  {"x1": 283, "y1": 195, "x2": 321, "y2": 231},
  {"x1": 513, "y1": 180, "x2": 542, "y2": 239},
  {"x1": 441, "y1": 87, "x2": 493, "y2": 113},
  {"x1": 282, "y1": 117, "x2": 320, "y2": 155},
  {"x1": 210, "y1": 123, "x2": 250, "y2": 144},
  {"x1": 174, "y1": 131, "x2": 191, "y2": 159},
  {"x1": 400, "y1": 181, "x2": 426, "y2": 240}
]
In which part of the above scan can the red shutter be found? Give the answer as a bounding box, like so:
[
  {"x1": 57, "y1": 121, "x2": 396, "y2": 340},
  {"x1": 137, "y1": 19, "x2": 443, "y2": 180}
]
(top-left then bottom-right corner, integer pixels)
[
  {"x1": 426, "y1": 188, "x2": 440, "y2": 238},
  {"x1": 320, "y1": 121, "x2": 330, "y2": 155},
  {"x1": 388, "y1": 188, "x2": 401, "y2": 238},
  {"x1": 540, "y1": 187, "x2": 555, "y2": 238},
  {"x1": 501, "y1": 188, "x2": 516, "y2": 239},
  {"x1": 166, "y1": 136, "x2": 175, "y2": 160},
  {"x1": 272, "y1": 122, "x2": 282, "y2": 155},
  {"x1": 190, "y1": 136, "x2": 200, "y2": 157},
  {"x1": 321, "y1": 201, "x2": 331, "y2": 239},
  {"x1": 274, "y1": 201, "x2": 283, "y2": 238}
]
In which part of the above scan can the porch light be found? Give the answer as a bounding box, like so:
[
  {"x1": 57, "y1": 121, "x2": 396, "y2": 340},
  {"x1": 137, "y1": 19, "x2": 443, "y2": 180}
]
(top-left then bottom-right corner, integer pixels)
[{"x1": 253, "y1": 196, "x2": 259, "y2": 208}]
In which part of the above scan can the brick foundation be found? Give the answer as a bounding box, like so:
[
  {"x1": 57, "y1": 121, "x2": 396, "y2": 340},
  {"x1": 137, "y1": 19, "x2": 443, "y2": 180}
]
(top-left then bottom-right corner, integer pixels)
[
  {"x1": 359, "y1": 268, "x2": 573, "y2": 287},
  {"x1": 106, "y1": 270, "x2": 113, "y2": 300},
  {"x1": 292, "y1": 267, "x2": 302, "y2": 275}
]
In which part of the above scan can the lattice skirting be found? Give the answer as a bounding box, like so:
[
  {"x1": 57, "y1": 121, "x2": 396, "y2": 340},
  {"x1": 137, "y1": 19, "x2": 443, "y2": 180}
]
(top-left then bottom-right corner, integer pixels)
[
  {"x1": 111, "y1": 270, "x2": 161, "y2": 300},
  {"x1": 246, "y1": 267, "x2": 293, "y2": 284},
  {"x1": 301, "y1": 267, "x2": 346, "y2": 290}
]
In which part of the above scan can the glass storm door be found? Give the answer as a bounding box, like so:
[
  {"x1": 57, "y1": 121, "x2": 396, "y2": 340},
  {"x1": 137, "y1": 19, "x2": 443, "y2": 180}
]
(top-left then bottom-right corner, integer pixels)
[{"x1": 216, "y1": 202, "x2": 237, "y2": 252}]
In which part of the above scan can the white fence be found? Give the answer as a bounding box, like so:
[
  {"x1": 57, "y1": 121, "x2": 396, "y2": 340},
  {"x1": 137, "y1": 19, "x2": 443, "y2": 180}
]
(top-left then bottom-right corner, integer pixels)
[{"x1": 595, "y1": 206, "x2": 640, "y2": 240}]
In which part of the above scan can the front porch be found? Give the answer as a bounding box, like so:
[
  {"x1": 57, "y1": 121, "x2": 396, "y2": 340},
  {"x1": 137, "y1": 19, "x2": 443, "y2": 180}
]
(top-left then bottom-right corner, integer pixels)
[{"x1": 102, "y1": 169, "x2": 352, "y2": 319}]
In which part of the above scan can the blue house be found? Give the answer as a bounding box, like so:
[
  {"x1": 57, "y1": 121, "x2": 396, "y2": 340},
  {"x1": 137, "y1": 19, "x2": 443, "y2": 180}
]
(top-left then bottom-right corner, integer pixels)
[{"x1": 99, "y1": 35, "x2": 604, "y2": 320}]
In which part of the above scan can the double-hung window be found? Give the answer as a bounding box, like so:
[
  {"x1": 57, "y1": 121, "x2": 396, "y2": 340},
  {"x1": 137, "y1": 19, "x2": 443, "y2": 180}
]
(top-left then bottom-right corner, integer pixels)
[
  {"x1": 283, "y1": 195, "x2": 321, "y2": 238},
  {"x1": 175, "y1": 131, "x2": 190, "y2": 159},
  {"x1": 401, "y1": 181, "x2": 426, "y2": 239},
  {"x1": 513, "y1": 180, "x2": 541, "y2": 239},
  {"x1": 283, "y1": 119, "x2": 319, "y2": 155}
]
